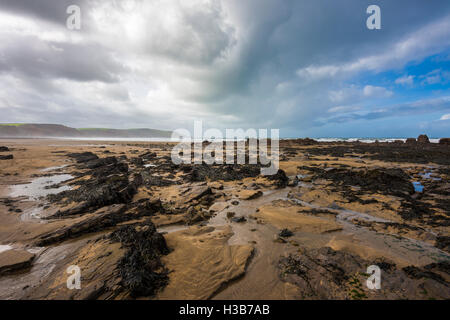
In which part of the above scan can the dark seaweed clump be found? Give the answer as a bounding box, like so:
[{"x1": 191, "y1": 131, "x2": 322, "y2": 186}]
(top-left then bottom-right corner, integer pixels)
[{"x1": 110, "y1": 222, "x2": 170, "y2": 298}]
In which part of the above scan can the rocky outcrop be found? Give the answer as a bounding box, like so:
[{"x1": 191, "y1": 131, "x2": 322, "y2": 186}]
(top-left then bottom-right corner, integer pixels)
[
  {"x1": 67, "y1": 152, "x2": 99, "y2": 163},
  {"x1": 267, "y1": 169, "x2": 289, "y2": 188},
  {"x1": 439, "y1": 138, "x2": 450, "y2": 145},
  {"x1": 36, "y1": 204, "x2": 127, "y2": 246},
  {"x1": 187, "y1": 163, "x2": 261, "y2": 182},
  {"x1": 417, "y1": 135, "x2": 430, "y2": 143},
  {"x1": 109, "y1": 222, "x2": 170, "y2": 298},
  {"x1": 318, "y1": 167, "x2": 415, "y2": 196},
  {"x1": 0, "y1": 250, "x2": 35, "y2": 275},
  {"x1": 279, "y1": 247, "x2": 450, "y2": 299}
]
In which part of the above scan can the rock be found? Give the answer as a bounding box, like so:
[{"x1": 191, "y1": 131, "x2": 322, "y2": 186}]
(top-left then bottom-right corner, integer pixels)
[
  {"x1": 439, "y1": 138, "x2": 450, "y2": 145},
  {"x1": 435, "y1": 236, "x2": 450, "y2": 253},
  {"x1": 288, "y1": 176, "x2": 299, "y2": 187},
  {"x1": 184, "y1": 186, "x2": 212, "y2": 203},
  {"x1": 417, "y1": 135, "x2": 430, "y2": 143},
  {"x1": 226, "y1": 212, "x2": 236, "y2": 219},
  {"x1": 189, "y1": 163, "x2": 261, "y2": 182},
  {"x1": 231, "y1": 200, "x2": 240, "y2": 205},
  {"x1": 0, "y1": 146, "x2": 9, "y2": 152},
  {"x1": 0, "y1": 154, "x2": 13, "y2": 160},
  {"x1": 0, "y1": 250, "x2": 35, "y2": 275},
  {"x1": 279, "y1": 229, "x2": 294, "y2": 237},
  {"x1": 267, "y1": 169, "x2": 289, "y2": 188},
  {"x1": 86, "y1": 156, "x2": 117, "y2": 169},
  {"x1": 318, "y1": 167, "x2": 415, "y2": 196},
  {"x1": 231, "y1": 216, "x2": 247, "y2": 223},
  {"x1": 406, "y1": 138, "x2": 417, "y2": 144},
  {"x1": 294, "y1": 138, "x2": 317, "y2": 145},
  {"x1": 239, "y1": 190, "x2": 263, "y2": 200},
  {"x1": 279, "y1": 247, "x2": 450, "y2": 299},
  {"x1": 209, "y1": 182, "x2": 223, "y2": 190},
  {"x1": 49, "y1": 169, "x2": 141, "y2": 216},
  {"x1": 109, "y1": 221, "x2": 169, "y2": 298},
  {"x1": 67, "y1": 152, "x2": 99, "y2": 163},
  {"x1": 36, "y1": 204, "x2": 127, "y2": 246}
]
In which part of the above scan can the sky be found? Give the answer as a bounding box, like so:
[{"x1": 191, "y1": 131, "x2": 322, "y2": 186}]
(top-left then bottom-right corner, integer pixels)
[{"x1": 0, "y1": 0, "x2": 449, "y2": 138}]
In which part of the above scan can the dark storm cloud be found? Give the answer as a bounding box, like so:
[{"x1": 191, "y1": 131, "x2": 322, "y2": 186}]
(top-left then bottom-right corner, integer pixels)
[
  {"x1": 0, "y1": 0, "x2": 449, "y2": 134},
  {"x1": 0, "y1": 37, "x2": 126, "y2": 83}
]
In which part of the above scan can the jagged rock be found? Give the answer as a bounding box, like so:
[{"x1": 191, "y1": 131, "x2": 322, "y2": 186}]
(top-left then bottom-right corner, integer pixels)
[
  {"x1": 36, "y1": 204, "x2": 127, "y2": 246},
  {"x1": 231, "y1": 216, "x2": 246, "y2": 223},
  {"x1": 184, "y1": 186, "x2": 212, "y2": 203},
  {"x1": 209, "y1": 182, "x2": 224, "y2": 190},
  {"x1": 86, "y1": 156, "x2": 118, "y2": 169},
  {"x1": 267, "y1": 169, "x2": 289, "y2": 188},
  {"x1": 318, "y1": 167, "x2": 414, "y2": 196},
  {"x1": 294, "y1": 138, "x2": 317, "y2": 145},
  {"x1": 227, "y1": 212, "x2": 236, "y2": 219},
  {"x1": 435, "y1": 236, "x2": 450, "y2": 253},
  {"x1": 279, "y1": 247, "x2": 450, "y2": 299},
  {"x1": 110, "y1": 222, "x2": 169, "y2": 298},
  {"x1": 406, "y1": 138, "x2": 417, "y2": 144},
  {"x1": 417, "y1": 135, "x2": 430, "y2": 143},
  {"x1": 439, "y1": 138, "x2": 450, "y2": 145},
  {"x1": 50, "y1": 171, "x2": 142, "y2": 216},
  {"x1": 189, "y1": 163, "x2": 261, "y2": 182},
  {"x1": 0, "y1": 155, "x2": 13, "y2": 160},
  {"x1": 67, "y1": 152, "x2": 99, "y2": 163},
  {"x1": 0, "y1": 250, "x2": 35, "y2": 275},
  {"x1": 279, "y1": 229, "x2": 294, "y2": 237}
]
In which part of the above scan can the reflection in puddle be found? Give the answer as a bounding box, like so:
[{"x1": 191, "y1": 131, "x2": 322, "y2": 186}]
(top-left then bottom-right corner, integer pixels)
[
  {"x1": 157, "y1": 224, "x2": 189, "y2": 234},
  {"x1": 0, "y1": 245, "x2": 13, "y2": 253},
  {"x1": 420, "y1": 171, "x2": 442, "y2": 181},
  {"x1": 10, "y1": 174, "x2": 73, "y2": 200},
  {"x1": 40, "y1": 165, "x2": 68, "y2": 172},
  {"x1": 412, "y1": 181, "x2": 424, "y2": 193},
  {"x1": 20, "y1": 207, "x2": 45, "y2": 222}
]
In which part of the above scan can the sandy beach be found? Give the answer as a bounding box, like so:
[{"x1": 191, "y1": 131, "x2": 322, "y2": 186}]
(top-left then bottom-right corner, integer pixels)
[{"x1": 0, "y1": 137, "x2": 448, "y2": 300}]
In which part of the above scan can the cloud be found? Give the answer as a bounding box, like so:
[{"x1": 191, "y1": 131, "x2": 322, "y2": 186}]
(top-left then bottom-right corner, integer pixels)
[
  {"x1": 440, "y1": 113, "x2": 450, "y2": 120},
  {"x1": 296, "y1": 15, "x2": 450, "y2": 80},
  {"x1": 0, "y1": 0, "x2": 449, "y2": 137},
  {"x1": 419, "y1": 69, "x2": 450, "y2": 85},
  {"x1": 395, "y1": 75, "x2": 415, "y2": 86},
  {"x1": 363, "y1": 85, "x2": 393, "y2": 98},
  {"x1": 318, "y1": 96, "x2": 450, "y2": 126},
  {"x1": 328, "y1": 106, "x2": 361, "y2": 113}
]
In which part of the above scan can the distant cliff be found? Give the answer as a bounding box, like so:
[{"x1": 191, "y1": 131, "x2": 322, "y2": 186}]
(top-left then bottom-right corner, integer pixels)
[{"x1": 0, "y1": 124, "x2": 173, "y2": 138}]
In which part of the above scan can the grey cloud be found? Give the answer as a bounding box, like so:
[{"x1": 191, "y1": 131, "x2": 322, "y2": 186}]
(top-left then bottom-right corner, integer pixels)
[
  {"x1": 0, "y1": 0, "x2": 450, "y2": 135},
  {"x1": 0, "y1": 36, "x2": 126, "y2": 83},
  {"x1": 0, "y1": 0, "x2": 88, "y2": 24}
]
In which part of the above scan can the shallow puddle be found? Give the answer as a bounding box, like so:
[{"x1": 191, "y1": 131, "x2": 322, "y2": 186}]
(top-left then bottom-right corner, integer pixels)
[
  {"x1": 412, "y1": 181, "x2": 424, "y2": 193},
  {"x1": 0, "y1": 245, "x2": 13, "y2": 254},
  {"x1": 10, "y1": 174, "x2": 73, "y2": 200}
]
